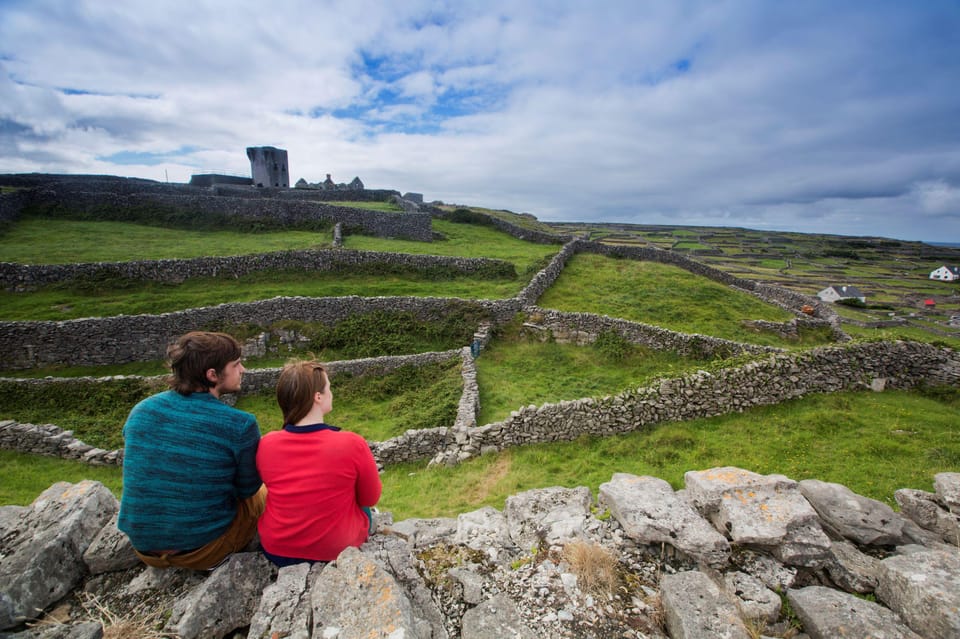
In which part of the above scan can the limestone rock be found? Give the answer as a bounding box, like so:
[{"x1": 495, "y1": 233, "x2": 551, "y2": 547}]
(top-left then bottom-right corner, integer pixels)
[
  {"x1": 821, "y1": 538, "x2": 881, "y2": 594},
  {"x1": 459, "y1": 594, "x2": 537, "y2": 639},
  {"x1": 504, "y1": 485, "x2": 593, "y2": 549},
  {"x1": 730, "y1": 549, "x2": 798, "y2": 592},
  {"x1": 0, "y1": 481, "x2": 117, "y2": 631},
  {"x1": 1, "y1": 621, "x2": 104, "y2": 639},
  {"x1": 247, "y1": 561, "x2": 316, "y2": 639},
  {"x1": 82, "y1": 512, "x2": 139, "y2": 575},
  {"x1": 363, "y1": 533, "x2": 449, "y2": 639},
  {"x1": 660, "y1": 570, "x2": 751, "y2": 639},
  {"x1": 449, "y1": 567, "x2": 486, "y2": 605},
  {"x1": 685, "y1": 467, "x2": 831, "y2": 567},
  {"x1": 895, "y1": 488, "x2": 960, "y2": 545},
  {"x1": 453, "y1": 506, "x2": 513, "y2": 560},
  {"x1": 799, "y1": 478, "x2": 904, "y2": 545},
  {"x1": 311, "y1": 545, "x2": 425, "y2": 639},
  {"x1": 164, "y1": 552, "x2": 275, "y2": 639},
  {"x1": 388, "y1": 516, "x2": 458, "y2": 548},
  {"x1": 0, "y1": 504, "x2": 27, "y2": 537},
  {"x1": 724, "y1": 571, "x2": 780, "y2": 624},
  {"x1": 876, "y1": 546, "x2": 960, "y2": 639},
  {"x1": 934, "y1": 472, "x2": 960, "y2": 515},
  {"x1": 787, "y1": 586, "x2": 921, "y2": 639},
  {"x1": 599, "y1": 473, "x2": 730, "y2": 568}
]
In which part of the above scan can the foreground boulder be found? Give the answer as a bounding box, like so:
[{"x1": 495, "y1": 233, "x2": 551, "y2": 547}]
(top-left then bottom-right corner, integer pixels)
[
  {"x1": 0, "y1": 481, "x2": 116, "y2": 629},
  {"x1": 1, "y1": 467, "x2": 959, "y2": 638}
]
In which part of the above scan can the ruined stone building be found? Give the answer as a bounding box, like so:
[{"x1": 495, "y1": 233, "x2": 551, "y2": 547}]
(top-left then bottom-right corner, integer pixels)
[{"x1": 246, "y1": 146, "x2": 289, "y2": 188}]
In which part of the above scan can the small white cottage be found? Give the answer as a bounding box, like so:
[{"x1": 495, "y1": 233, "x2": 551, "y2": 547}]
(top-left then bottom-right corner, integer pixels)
[
  {"x1": 929, "y1": 265, "x2": 960, "y2": 281},
  {"x1": 817, "y1": 285, "x2": 866, "y2": 304}
]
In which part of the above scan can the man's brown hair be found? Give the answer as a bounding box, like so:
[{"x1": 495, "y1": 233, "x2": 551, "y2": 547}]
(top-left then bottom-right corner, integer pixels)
[
  {"x1": 167, "y1": 331, "x2": 242, "y2": 395},
  {"x1": 276, "y1": 360, "x2": 328, "y2": 426}
]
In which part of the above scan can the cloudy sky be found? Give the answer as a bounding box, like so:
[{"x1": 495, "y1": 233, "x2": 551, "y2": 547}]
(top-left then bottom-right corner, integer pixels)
[{"x1": 2, "y1": 1, "x2": 959, "y2": 243}]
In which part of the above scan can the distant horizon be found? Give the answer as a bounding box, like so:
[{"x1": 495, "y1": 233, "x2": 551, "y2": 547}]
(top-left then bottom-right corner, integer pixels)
[{"x1": 3, "y1": 168, "x2": 958, "y2": 248}]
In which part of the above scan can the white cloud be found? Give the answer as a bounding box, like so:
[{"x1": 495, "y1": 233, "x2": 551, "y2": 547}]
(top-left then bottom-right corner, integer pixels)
[
  {"x1": 912, "y1": 181, "x2": 960, "y2": 216},
  {"x1": 0, "y1": 1, "x2": 958, "y2": 241}
]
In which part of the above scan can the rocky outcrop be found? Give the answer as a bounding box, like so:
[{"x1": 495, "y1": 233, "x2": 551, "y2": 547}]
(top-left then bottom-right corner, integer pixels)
[{"x1": 2, "y1": 468, "x2": 959, "y2": 638}]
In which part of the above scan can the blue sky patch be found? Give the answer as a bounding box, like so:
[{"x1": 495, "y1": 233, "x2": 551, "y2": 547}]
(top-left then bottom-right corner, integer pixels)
[{"x1": 96, "y1": 146, "x2": 200, "y2": 166}]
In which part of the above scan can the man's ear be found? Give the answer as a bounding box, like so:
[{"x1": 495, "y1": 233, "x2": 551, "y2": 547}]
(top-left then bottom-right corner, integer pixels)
[{"x1": 205, "y1": 368, "x2": 219, "y2": 384}]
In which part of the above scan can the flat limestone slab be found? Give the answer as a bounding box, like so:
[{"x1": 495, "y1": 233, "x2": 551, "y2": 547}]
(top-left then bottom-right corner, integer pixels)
[
  {"x1": 599, "y1": 473, "x2": 730, "y2": 567},
  {"x1": 788, "y1": 586, "x2": 921, "y2": 639},
  {"x1": 684, "y1": 467, "x2": 831, "y2": 567},
  {"x1": 877, "y1": 546, "x2": 960, "y2": 639}
]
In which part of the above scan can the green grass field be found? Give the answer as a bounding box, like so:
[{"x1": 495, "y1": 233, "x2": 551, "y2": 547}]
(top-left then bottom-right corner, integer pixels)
[
  {"x1": 0, "y1": 218, "x2": 558, "y2": 320},
  {"x1": 475, "y1": 319, "x2": 708, "y2": 424},
  {"x1": 2, "y1": 213, "x2": 958, "y2": 522},
  {"x1": 3, "y1": 388, "x2": 956, "y2": 518},
  {"x1": 536, "y1": 252, "x2": 826, "y2": 347},
  {"x1": 0, "y1": 218, "x2": 332, "y2": 264}
]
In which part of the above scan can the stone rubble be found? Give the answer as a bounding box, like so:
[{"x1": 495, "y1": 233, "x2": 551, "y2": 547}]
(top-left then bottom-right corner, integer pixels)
[{"x1": 0, "y1": 469, "x2": 957, "y2": 639}]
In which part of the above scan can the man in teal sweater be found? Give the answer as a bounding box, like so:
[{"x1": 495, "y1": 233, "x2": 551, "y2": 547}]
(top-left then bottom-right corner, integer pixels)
[{"x1": 118, "y1": 331, "x2": 265, "y2": 570}]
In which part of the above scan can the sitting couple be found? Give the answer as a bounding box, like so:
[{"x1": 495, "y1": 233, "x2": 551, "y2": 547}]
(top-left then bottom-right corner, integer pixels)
[{"x1": 118, "y1": 331, "x2": 382, "y2": 570}]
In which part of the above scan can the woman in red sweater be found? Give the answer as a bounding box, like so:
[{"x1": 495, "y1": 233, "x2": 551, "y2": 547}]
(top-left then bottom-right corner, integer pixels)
[{"x1": 257, "y1": 360, "x2": 382, "y2": 566}]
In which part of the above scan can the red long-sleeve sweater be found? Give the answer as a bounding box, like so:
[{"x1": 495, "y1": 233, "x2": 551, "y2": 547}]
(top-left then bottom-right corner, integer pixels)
[{"x1": 256, "y1": 424, "x2": 382, "y2": 561}]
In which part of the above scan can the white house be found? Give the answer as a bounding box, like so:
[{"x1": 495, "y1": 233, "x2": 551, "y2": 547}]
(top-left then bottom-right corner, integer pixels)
[
  {"x1": 929, "y1": 265, "x2": 960, "y2": 281},
  {"x1": 817, "y1": 285, "x2": 866, "y2": 304}
]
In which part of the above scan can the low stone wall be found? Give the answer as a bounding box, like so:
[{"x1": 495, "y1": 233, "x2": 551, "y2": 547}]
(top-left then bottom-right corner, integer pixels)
[
  {"x1": 0, "y1": 296, "x2": 518, "y2": 370},
  {"x1": 577, "y1": 239, "x2": 839, "y2": 323},
  {"x1": 7, "y1": 340, "x2": 955, "y2": 471},
  {"x1": 0, "y1": 348, "x2": 468, "y2": 467},
  {"x1": 0, "y1": 421, "x2": 123, "y2": 466},
  {"x1": 238, "y1": 349, "x2": 464, "y2": 397},
  {"x1": 432, "y1": 208, "x2": 571, "y2": 245},
  {"x1": 0, "y1": 248, "x2": 516, "y2": 291},
  {"x1": 445, "y1": 340, "x2": 960, "y2": 464},
  {"x1": 213, "y1": 185, "x2": 398, "y2": 202},
  {"x1": 515, "y1": 240, "x2": 579, "y2": 306},
  {"x1": 523, "y1": 307, "x2": 778, "y2": 358},
  {"x1": 0, "y1": 189, "x2": 28, "y2": 226},
  {"x1": 22, "y1": 188, "x2": 434, "y2": 241}
]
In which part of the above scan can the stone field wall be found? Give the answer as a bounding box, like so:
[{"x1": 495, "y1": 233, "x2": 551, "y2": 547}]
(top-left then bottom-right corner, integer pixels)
[
  {"x1": 17, "y1": 188, "x2": 433, "y2": 241},
  {"x1": 0, "y1": 295, "x2": 517, "y2": 370},
  {"x1": 0, "y1": 248, "x2": 516, "y2": 291},
  {"x1": 4, "y1": 338, "x2": 957, "y2": 469}
]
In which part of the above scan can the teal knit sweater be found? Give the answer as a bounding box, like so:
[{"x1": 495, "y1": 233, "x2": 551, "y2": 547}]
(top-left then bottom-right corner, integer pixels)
[{"x1": 118, "y1": 390, "x2": 262, "y2": 551}]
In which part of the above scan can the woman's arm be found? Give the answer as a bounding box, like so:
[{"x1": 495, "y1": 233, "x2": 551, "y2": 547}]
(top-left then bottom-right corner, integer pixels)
[{"x1": 354, "y1": 437, "x2": 383, "y2": 507}]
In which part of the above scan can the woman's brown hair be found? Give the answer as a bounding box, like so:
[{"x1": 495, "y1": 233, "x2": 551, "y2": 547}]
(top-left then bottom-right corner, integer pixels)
[
  {"x1": 166, "y1": 331, "x2": 242, "y2": 395},
  {"x1": 276, "y1": 360, "x2": 328, "y2": 425}
]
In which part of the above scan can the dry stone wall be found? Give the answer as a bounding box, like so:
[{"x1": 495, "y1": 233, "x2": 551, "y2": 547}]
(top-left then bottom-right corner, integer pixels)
[
  {"x1": 523, "y1": 307, "x2": 776, "y2": 358},
  {"x1": 4, "y1": 339, "x2": 957, "y2": 470},
  {"x1": 432, "y1": 207, "x2": 572, "y2": 245},
  {"x1": 576, "y1": 239, "x2": 841, "y2": 324},
  {"x1": 21, "y1": 188, "x2": 433, "y2": 240},
  {"x1": 0, "y1": 173, "x2": 430, "y2": 240},
  {"x1": 0, "y1": 248, "x2": 515, "y2": 291},
  {"x1": 212, "y1": 184, "x2": 397, "y2": 202},
  {"x1": 432, "y1": 339, "x2": 960, "y2": 465},
  {"x1": 0, "y1": 348, "x2": 468, "y2": 467},
  {"x1": 0, "y1": 296, "x2": 517, "y2": 370}
]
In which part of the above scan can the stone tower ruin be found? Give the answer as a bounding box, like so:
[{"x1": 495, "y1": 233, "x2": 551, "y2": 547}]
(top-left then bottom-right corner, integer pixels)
[{"x1": 246, "y1": 146, "x2": 289, "y2": 188}]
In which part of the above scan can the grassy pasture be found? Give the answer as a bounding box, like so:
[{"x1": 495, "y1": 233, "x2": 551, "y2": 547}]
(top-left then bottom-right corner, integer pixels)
[
  {"x1": 536, "y1": 252, "x2": 826, "y2": 347},
  {"x1": 0, "y1": 219, "x2": 332, "y2": 264},
  {"x1": 2, "y1": 213, "x2": 959, "y2": 521},
  {"x1": 475, "y1": 319, "x2": 711, "y2": 425},
  {"x1": 4, "y1": 387, "x2": 957, "y2": 518},
  {"x1": 0, "y1": 218, "x2": 558, "y2": 320}
]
